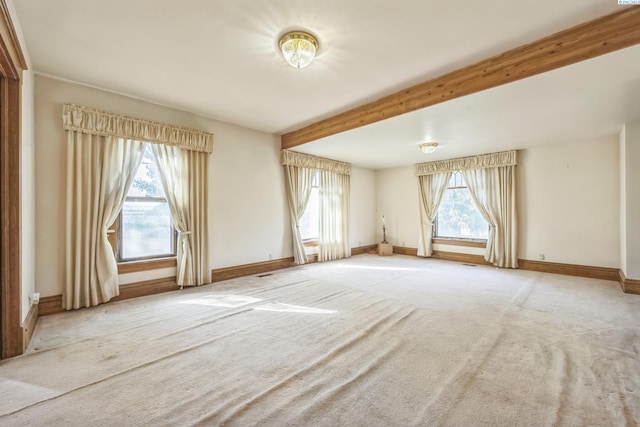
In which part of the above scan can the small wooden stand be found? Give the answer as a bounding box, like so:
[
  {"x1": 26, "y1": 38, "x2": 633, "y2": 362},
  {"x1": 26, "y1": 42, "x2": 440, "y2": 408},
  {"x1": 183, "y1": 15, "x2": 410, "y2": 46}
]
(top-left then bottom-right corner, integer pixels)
[{"x1": 378, "y1": 242, "x2": 393, "y2": 256}]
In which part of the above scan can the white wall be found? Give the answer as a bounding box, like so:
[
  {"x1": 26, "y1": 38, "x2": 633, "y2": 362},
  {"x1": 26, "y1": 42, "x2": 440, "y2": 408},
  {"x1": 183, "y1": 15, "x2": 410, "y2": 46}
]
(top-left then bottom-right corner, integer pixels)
[
  {"x1": 375, "y1": 166, "x2": 419, "y2": 248},
  {"x1": 20, "y1": 70, "x2": 36, "y2": 321},
  {"x1": 620, "y1": 121, "x2": 640, "y2": 279},
  {"x1": 350, "y1": 167, "x2": 377, "y2": 248},
  {"x1": 375, "y1": 138, "x2": 620, "y2": 268},
  {"x1": 619, "y1": 126, "x2": 627, "y2": 275},
  {"x1": 34, "y1": 75, "x2": 292, "y2": 297},
  {"x1": 518, "y1": 138, "x2": 619, "y2": 268}
]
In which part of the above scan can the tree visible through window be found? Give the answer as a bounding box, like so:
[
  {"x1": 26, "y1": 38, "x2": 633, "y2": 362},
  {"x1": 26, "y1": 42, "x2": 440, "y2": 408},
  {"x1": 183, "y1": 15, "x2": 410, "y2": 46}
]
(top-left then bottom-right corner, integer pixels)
[
  {"x1": 436, "y1": 171, "x2": 488, "y2": 240},
  {"x1": 118, "y1": 145, "x2": 176, "y2": 261}
]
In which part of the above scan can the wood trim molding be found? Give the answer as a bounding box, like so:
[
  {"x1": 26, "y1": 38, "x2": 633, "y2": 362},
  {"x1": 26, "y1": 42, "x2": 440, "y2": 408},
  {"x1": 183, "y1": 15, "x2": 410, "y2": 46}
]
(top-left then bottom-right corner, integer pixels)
[
  {"x1": 432, "y1": 238, "x2": 487, "y2": 248},
  {"x1": 21, "y1": 302, "x2": 37, "y2": 352},
  {"x1": 118, "y1": 258, "x2": 177, "y2": 274},
  {"x1": 619, "y1": 270, "x2": 640, "y2": 295},
  {"x1": 112, "y1": 277, "x2": 179, "y2": 302},
  {"x1": 0, "y1": 0, "x2": 26, "y2": 358},
  {"x1": 282, "y1": 8, "x2": 640, "y2": 148},
  {"x1": 39, "y1": 276, "x2": 179, "y2": 317},
  {"x1": 212, "y1": 257, "x2": 298, "y2": 283},
  {"x1": 351, "y1": 244, "x2": 378, "y2": 256},
  {"x1": 38, "y1": 295, "x2": 63, "y2": 317},
  {"x1": 518, "y1": 259, "x2": 619, "y2": 282},
  {"x1": 393, "y1": 246, "x2": 418, "y2": 256},
  {"x1": 432, "y1": 250, "x2": 492, "y2": 266}
]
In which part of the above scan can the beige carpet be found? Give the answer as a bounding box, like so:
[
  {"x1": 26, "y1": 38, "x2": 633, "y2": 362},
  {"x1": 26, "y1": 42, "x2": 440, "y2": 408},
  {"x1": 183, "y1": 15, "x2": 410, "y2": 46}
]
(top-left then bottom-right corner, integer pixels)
[{"x1": 1, "y1": 254, "x2": 639, "y2": 426}]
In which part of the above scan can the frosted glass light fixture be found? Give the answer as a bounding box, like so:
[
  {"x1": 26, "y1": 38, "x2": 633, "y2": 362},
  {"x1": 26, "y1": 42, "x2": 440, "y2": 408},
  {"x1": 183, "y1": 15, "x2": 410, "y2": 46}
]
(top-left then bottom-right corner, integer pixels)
[
  {"x1": 420, "y1": 142, "x2": 439, "y2": 154},
  {"x1": 279, "y1": 31, "x2": 318, "y2": 69}
]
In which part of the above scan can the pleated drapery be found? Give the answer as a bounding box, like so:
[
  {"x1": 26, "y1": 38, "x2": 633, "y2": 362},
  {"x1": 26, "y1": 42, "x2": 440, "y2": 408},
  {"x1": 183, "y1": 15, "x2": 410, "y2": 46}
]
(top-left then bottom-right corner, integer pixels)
[
  {"x1": 283, "y1": 166, "x2": 316, "y2": 264},
  {"x1": 417, "y1": 172, "x2": 452, "y2": 257},
  {"x1": 414, "y1": 150, "x2": 518, "y2": 268},
  {"x1": 318, "y1": 170, "x2": 350, "y2": 262},
  {"x1": 463, "y1": 166, "x2": 518, "y2": 268},
  {"x1": 282, "y1": 150, "x2": 351, "y2": 264},
  {"x1": 64, "y1": 104, "x2": 213, "y2": 309},
  {"x1": 152, "y1": 144, "x2": 211, "y2": 286},
  {"x1": 65, "y1": 134, "x2": 145, "y2": 309}
]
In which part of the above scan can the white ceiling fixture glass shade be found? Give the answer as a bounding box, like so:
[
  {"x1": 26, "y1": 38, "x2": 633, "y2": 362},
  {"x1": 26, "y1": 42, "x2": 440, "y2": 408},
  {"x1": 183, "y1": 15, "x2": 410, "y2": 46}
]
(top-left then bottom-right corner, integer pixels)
[
  {"x1": 420, "y1": 142, "x2": 439, "y2": 154},
  {"x1": 279, "y1": 31, "x2": 318, "y2": 69}
]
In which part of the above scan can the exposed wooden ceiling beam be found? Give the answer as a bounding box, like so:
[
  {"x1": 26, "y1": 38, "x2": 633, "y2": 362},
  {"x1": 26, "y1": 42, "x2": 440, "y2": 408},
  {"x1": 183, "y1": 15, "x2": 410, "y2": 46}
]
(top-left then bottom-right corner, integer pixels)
[{"x1": 282, "y1": 7, "x2": 640, "y2": 149}]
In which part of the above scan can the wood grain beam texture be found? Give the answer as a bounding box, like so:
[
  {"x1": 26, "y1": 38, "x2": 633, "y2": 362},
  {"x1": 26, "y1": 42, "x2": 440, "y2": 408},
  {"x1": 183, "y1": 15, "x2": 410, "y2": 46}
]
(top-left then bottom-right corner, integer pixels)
[{"x1": 282, "y1": 7, "x2": 640, "y2": 148}]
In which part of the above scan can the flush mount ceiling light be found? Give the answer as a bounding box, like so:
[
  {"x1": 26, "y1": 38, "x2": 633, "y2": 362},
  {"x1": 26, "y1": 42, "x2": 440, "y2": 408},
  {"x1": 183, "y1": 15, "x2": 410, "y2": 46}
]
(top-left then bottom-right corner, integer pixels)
[
  {"x1": 420, "y1": 142, "x2": 439, "y2": 154},
  {"x1": 279, "y1": 31, "x2": 318, "y2": 69}
]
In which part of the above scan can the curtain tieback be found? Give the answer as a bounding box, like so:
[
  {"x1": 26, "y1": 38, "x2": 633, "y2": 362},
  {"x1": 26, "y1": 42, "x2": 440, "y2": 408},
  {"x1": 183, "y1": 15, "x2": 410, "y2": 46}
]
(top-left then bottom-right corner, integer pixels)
[{"x1": 179, "y1": 231, "x2": 193, "y2": 237}]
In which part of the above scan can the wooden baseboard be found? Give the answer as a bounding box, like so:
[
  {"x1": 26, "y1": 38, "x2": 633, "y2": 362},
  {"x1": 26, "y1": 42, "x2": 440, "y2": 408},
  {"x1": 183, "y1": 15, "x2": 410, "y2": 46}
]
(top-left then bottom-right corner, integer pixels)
[
  {"x1": 619, "y1": 270, "x2": 640, "y2": 295},
  {"x1": 38, "y1": 276, "x2": 178, "y2": 317},
  {"x1": 393, "y1": 246, "x2": 490, "y2": 266},
  {"x1": 432, "y1": 250, "x2": 492, "y2": 265},
  {"x1": 21, "y1": 303, "x2": 38, "y2": 352},
  {"x1": 393, "y1": 246, "x2": 418, "y2": 256},
  {"x1": 112, "y1": 277, "x2": 179, "y2": 302},
  {"x1": 39, "y1": 295, "x2": 63, "y2": 316},
  {"x1": 212, "y1": 257, "x2": 297, "y2": 282},
  {"x1": 351, "y1": 244, "x2": 378, "y2": 256},
  {"x1": 518, "y1": 259, "x2": 619, "y2": 282}
]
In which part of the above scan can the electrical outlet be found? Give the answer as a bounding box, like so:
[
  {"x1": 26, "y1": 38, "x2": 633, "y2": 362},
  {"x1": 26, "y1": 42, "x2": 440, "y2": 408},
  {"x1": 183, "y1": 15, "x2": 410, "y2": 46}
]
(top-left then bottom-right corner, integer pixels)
[
  {"x1": 269, "y1": 254, "x2": 272, "y2": 260},
  {"x1": 539, "y1": 253, "x2": 545, "y2": 261},
  {"x1": 29, "y1": 292, "x2": 40, "y2": 305},
  {"x1": 402, "y1": 242, "x2": 405, "y2": 247}
]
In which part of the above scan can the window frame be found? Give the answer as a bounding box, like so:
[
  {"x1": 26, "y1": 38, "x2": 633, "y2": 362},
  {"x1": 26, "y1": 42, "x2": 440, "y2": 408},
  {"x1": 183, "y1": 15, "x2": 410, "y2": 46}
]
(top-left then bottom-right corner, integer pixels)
[{"x1": 107, "y1": 146, "x2": 178, "y2": 264}]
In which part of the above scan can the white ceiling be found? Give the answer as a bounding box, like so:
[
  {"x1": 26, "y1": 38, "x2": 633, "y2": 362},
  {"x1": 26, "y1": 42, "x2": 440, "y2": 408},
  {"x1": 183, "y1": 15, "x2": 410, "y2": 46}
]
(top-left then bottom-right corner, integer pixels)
[{"x1": 13, "y1": 0, "x2": 638, "y2": 169}]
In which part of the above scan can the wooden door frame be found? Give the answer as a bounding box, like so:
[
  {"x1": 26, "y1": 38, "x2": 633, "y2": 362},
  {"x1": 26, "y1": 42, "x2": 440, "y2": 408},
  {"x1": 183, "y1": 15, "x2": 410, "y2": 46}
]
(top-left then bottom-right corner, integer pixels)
[{"x1": 0, "y1": 0, "x2": 27, "y2": 359}]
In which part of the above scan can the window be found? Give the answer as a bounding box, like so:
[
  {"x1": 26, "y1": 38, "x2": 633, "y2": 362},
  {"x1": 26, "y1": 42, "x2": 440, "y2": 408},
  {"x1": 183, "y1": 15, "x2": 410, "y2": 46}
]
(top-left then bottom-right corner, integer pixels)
[
  {"x1": 299, "y1": 171, "x2": 320, "y2": 242},
  {"x1": 435, "y1": 171, "x2": 488, "y2": 240},
  {"x1": 116, "y1": 145, "x2": 176, "y2": 261}
]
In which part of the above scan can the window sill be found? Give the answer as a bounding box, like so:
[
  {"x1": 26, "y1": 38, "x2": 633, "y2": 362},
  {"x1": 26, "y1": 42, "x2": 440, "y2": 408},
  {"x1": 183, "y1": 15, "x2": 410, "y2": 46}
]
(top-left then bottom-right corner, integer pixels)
[
  {"x1": 303, "y1": 240, "x2": 319, "y2": 247},
  {"x1": 432, "y1": 238, "x2": 487, "y2": 249},
  {"x1": 118, "y1": 257, "x2": 177, "y2": 274}
]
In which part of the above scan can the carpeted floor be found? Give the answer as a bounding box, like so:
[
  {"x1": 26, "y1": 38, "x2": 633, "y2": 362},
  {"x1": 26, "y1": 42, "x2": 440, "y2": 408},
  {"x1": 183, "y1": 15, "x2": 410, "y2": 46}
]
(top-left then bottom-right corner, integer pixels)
[{"x1": 1, "y1": 254, "x2": 639, "y2": 426}]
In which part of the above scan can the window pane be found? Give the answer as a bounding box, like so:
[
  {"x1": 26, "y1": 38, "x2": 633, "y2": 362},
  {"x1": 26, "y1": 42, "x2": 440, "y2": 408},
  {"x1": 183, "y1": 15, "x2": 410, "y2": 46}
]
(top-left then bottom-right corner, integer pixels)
[
  {"x1": 437, "y1": 188, "x2": 488, "y2": 240},
  {"x1": 128, "y1": 146, "x2": 165, "y2": 198},
  {"x1": 121, "y1": 200, "x2": 173, "y2": 259},
  {"x1": 299, "y1": 186, "x2": 319, "y2": 240}
]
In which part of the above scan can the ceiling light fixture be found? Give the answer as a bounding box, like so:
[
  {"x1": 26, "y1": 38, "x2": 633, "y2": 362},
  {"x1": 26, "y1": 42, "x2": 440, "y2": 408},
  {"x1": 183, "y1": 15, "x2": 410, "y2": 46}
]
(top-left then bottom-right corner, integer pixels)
[
  {"x1": 420, "y1": 142, "x2": 439, "y2": 154},
  {"x1": 279, "y1": 31, "x2": 318, "y2": 69}
]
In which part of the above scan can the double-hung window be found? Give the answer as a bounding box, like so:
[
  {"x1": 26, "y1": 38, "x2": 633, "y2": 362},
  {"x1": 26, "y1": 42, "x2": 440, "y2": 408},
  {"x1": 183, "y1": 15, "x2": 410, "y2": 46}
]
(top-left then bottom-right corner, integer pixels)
[
  {"x1": 113, "y1": 145, "x2": 176, "y2": 261},
  {"x1": 435, "y1": 171, "x2": 488, "y2": 241}
]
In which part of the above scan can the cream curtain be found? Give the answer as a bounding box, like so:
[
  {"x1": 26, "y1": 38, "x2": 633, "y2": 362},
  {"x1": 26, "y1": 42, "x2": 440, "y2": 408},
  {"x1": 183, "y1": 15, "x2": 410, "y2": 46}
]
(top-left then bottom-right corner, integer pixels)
[
  {"x1": 462, "y1": 166, "x2": 518, "y2": 268},
  {"x1": 283, "y1": 166, "x2": 316, "y2": 264},
  {"x1": 152, "y1": 144, "x2": 211, "y2": 286},
  {"x1": 417, "y1": 172, "x2": 452, "y2": 257},
  {"x1": 282, "y1": 150, "x2": 352, "y2": 264},
  {"x1": 65, "y1": 134, "x2": 144, "y2": 309},
  {"x1": 318, "y1": 170, "x2": 350, "y2": 262}
]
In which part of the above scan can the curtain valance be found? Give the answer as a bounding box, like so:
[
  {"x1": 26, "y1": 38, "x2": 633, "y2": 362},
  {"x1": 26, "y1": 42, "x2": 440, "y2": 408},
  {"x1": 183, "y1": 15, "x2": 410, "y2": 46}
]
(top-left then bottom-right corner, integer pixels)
[
  {"x1": 415, "y1": 150, "x2": 517, "y2": 176},
  {"x1": 62, "y1": 103, "x2": 214, "y2": 153},
  {"x1": 281, "y1": 149, "x2": 351, "y2": 175}
]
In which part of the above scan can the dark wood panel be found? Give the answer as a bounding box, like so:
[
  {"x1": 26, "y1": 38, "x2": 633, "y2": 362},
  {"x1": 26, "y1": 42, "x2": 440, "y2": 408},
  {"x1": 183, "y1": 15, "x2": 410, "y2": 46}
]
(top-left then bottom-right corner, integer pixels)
[
  {"x1": 282, "y1": 8, "x2": 640, "y2": 148},
  {"x1": 38, "y1": 295, "x2": 63, "y2": 317}
]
